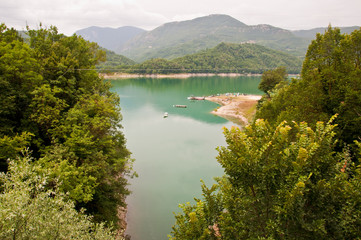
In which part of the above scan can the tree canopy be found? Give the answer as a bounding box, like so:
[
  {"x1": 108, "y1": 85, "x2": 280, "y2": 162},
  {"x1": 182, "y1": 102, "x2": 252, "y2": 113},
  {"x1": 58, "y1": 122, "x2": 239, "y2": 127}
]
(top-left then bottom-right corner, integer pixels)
[
  {"x1": 0, "y1": 23, "x2": 134, "y2": 230},
  {"x1": 0, "y1": 155, "x2": 122, "y2": 240},
  {"x1": 256, "y1": 26, "x2": 361, "y2": 150}
]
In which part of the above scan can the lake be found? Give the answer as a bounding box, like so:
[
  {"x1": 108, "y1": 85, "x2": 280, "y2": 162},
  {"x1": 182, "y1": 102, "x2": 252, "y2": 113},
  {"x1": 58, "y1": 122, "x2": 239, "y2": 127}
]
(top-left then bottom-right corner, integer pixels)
[{"x1": 110, "y1": 76, "x2": 262, "y2": 240}]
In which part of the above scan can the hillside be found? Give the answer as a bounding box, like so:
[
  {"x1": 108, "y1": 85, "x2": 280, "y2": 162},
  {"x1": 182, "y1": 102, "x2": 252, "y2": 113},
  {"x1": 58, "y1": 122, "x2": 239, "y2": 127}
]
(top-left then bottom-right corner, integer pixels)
[
  {"x1": 76, "y1": 26, "x2": 145, "y2": 52},
  {"x1": 174, "y1": 42, "x2": 302, "y2": 73},
  {"x1": 127, "y1": 42, "x2": 302, "y2": 74},
  {"x1": 96, "y1": 49, "x2": 136, "y2": 71},
  {"x1": 119, "y1": 14, "x2": 310, "y2": 62}
]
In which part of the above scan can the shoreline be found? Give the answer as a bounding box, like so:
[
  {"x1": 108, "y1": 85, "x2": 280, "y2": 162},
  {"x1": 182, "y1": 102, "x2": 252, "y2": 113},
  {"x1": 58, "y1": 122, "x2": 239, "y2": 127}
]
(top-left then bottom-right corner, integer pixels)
[
  {"x1": 100, "y1": 72, "x2": 262, "y2": 79},
  {"x1": 205, "y1": 94, "x2": 262, "y2": 125}
]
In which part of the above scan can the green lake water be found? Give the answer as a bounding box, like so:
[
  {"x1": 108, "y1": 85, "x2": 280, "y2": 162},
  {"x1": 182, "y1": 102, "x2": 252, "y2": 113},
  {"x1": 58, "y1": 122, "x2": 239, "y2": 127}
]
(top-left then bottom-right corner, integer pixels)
[{"x1": 110, "y1": 76, "x2": 262, "y2": 240}]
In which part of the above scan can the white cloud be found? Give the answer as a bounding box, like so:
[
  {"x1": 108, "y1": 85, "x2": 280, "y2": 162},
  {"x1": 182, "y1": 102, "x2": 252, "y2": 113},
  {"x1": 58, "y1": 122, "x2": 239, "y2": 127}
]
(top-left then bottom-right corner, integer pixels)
[{"x1": 0, "y1": 0, "x2": 360, "y2": 35}]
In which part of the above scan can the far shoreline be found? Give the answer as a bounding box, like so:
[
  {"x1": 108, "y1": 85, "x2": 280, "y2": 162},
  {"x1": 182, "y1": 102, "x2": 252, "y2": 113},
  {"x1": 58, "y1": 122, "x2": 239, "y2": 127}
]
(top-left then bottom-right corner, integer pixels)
[
  {"x1": 100, "y1": 72, "x2": 262, "y2": 79},
  {"x1": 100, "y1": 72, "x2": 300, "y2": 79}
]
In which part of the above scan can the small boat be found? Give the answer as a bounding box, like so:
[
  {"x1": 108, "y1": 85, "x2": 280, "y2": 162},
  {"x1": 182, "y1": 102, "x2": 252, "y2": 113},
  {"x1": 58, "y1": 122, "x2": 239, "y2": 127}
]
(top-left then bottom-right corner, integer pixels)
[
  {"x1": 163, "y1": 112, "x2": 168, "y2": 118},
  {"x1": 187, "y1": 96, "x2": 205, "y2": 100},
  {"x1": 173, "y1": 105, "x2": 187, "y2": 108}
]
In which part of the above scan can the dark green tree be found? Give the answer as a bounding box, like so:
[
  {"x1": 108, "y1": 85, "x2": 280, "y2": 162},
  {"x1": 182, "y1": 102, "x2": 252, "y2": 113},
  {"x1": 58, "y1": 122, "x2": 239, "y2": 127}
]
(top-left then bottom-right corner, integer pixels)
[
  {"x1": 258, "y1": 66, "x2": 288, "y2": 97},
  {"x1": 0, "y1": 24, "x2": 133, "y2": 228},
  {"x1": 256, "y1": 26, "x2": 361, "y2": 149}
]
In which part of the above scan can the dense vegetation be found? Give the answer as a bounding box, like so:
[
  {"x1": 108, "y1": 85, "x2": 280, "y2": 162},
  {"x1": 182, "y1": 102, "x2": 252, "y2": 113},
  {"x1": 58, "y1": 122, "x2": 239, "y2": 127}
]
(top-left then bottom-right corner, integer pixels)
[
  {"x1": 1, "y1": 156, "x2": 120, "y2": 239},
  {"x1": 170, "y1": 26, "x2": 361, "y2": 239},
  {"x1": 256, "y1": 26, "x2": 361, "y2": 151},
  {"x1": 122, "y1": 42, "x2": 302, "y2": 74},
  {"x1": 0, "y1": 23, "x2": 133, "y2": 236},
  {"x1": 174, "y1": 43, "x2": 302, "y2": 74}
]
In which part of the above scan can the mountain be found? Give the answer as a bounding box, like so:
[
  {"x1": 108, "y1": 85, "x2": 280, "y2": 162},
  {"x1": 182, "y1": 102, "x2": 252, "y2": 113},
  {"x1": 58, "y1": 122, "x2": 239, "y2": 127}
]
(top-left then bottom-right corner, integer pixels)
[
  {"x1": 76, "y1": 26, "x2": 145, "y2": 52},
  {"x1": 292, "y1": 26, "x2": 360, "y2": 39},
  {"x1": 127, "y1": 42, "x2": 303, "y2": 74},
  {"x1": 119, "y1": 14, "x2": 310, "y2": 62}
]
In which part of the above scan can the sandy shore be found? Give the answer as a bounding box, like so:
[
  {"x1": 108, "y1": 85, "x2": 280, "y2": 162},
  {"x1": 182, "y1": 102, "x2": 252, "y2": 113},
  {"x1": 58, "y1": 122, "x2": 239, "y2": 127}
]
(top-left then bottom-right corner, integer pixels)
[
  {"x1": 205, "y1": 94, "x2": 262, "y2": 125},
  {"x1": 100, "y1": 72, "x2": 261, "y2": 79}
]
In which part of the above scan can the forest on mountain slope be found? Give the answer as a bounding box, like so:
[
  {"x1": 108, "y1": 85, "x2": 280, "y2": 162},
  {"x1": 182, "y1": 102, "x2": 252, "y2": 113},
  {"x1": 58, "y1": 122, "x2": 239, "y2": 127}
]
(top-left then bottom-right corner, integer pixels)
[
  {"x1": 169, "y1": 26, "x2": 361, "y2": 240},
  {"x1": 98, "y1": 42, "x2": 303, "y2": 74},
  {"x1": 0, "y1": 24, "x2": 132, "y2": 239}
]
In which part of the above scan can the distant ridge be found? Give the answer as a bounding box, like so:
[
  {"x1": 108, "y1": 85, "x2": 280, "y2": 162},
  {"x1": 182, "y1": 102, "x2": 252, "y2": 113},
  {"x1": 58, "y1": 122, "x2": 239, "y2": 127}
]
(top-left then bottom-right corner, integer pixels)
[
  {"x1": 75, "y1": 14, "x2": 360, "y2": 63},
  {"x1": 292, "y1": 26, "x2": 360, "y2": 39},
  {"x1": 76, "y1": 26, "x2": 145, "y2": 52},
  {"x1": 118, "y1": 14, "x2": 310, "y2": 62}
]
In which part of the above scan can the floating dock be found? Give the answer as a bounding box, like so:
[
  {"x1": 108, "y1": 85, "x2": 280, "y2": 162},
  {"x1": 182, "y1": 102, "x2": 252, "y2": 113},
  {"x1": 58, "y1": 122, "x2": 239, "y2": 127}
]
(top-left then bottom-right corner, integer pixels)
[{"x1": 187, "y1": 96, "x2": 205, "y2": 100}]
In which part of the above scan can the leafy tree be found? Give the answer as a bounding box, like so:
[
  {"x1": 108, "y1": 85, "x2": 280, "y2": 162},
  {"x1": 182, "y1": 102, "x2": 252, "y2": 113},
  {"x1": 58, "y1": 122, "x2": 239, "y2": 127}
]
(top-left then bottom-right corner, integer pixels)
[
  {"x1": 256, "y1": 26, "x2": 361, "y2": 149},
  {"x1": 0, "y1": 24, "x2": 133, "y2": 229},
  {"x1": 170, "y1": 117, "x2": 359, "y2": 239},
  {"x1": 0, "y1": 154, "x2": 122, "y2": 240},
  {"x1": 258, "y1": 66, "x2": 288, "y2": 97}
]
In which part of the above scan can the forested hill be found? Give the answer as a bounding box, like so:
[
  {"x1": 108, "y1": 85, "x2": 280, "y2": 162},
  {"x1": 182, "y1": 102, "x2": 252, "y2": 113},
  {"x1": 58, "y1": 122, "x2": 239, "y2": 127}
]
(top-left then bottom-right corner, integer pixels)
[
  {"x1": 96, "y1": 48, "x2": 136, "y2": 70},
  {"x1": 126, "y1": 42, "x2": 302, "y2": 74},
  {"x1": 174, "y1": 42, "x2": 302, "y2": 73},
  {"x1": 118, "y1": 14, "x2": 310, "y2": 62}
]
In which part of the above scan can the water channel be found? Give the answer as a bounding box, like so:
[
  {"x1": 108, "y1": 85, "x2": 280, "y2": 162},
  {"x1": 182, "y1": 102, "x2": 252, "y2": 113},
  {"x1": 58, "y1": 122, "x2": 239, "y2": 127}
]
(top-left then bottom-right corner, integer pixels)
[{"x1": 110, "y1": 76, "x2": 262, "y2": 240}]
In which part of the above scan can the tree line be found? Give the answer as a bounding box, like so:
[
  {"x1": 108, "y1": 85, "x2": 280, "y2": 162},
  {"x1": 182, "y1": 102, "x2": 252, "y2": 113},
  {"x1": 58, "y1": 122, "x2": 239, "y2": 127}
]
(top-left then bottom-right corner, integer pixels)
[{"x1": 97, "y1": 42, "x2": 303, "y2": 74}]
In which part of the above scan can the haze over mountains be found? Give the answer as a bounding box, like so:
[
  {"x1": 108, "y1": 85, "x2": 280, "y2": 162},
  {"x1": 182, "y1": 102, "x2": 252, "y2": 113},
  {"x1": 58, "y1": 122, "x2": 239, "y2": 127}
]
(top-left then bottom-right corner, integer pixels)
[
  {"x1": 76, "y1": 14, "x2": 360, "y2": 63},
  {"x1": 76, "y1": 26, "x2": 145, "y2": 52}
]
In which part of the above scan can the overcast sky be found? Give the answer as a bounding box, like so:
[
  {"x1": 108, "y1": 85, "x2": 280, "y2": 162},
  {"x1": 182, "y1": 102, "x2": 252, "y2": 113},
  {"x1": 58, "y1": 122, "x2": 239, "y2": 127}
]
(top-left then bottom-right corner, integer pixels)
[{"x1": 1, "y1": 0, "x2": 360, "y2": 35}]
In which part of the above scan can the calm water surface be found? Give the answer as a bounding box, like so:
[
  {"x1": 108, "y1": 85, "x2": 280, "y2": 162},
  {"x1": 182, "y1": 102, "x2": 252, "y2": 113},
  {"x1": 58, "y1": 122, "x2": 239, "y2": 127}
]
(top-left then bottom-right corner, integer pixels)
[{"x1": 110, "y1": 76, "x2": 262, "y2": 240}]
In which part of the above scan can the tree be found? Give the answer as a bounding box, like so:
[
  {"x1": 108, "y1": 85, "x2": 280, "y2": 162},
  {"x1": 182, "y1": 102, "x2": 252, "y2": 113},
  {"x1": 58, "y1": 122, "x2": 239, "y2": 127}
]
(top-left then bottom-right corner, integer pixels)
[
  {"x1": 0, "y1": 24, "x2": 133, "y2": 229},
  {"x1": 0, "y1": 155, "x2": 122, "y2": 240},
  {"x1": 256, "y1": 27, "x2": 361, "y2": 150},
  {"x1": 170, "y1": 117, "x2": 360, "y2": 239},
  {"x1": 258, "y1": 66, "x2": 288, "y2": 97}
]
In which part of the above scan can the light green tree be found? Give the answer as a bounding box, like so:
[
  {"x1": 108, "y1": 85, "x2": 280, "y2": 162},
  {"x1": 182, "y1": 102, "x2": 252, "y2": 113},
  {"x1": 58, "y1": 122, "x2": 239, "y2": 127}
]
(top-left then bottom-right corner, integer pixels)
[
  {"x1": 170, "y1": 117, "x2": 361, "y2": 239},
  {"x1": 0, "y1": 154, "x2": 122, "y2": 240}
]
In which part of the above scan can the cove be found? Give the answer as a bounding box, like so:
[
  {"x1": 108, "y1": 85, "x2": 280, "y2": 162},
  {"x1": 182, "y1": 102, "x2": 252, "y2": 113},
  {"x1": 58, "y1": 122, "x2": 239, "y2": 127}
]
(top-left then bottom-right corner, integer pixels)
[{"x1": 110, "y1": 76, "x2": 262, "y2": 240}]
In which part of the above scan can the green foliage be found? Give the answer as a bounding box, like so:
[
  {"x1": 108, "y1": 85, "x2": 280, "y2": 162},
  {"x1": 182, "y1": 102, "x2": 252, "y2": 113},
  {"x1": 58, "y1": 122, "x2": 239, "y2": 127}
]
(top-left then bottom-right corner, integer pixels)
[
  {"x1": 129, "y1": 58, "x2": 183, "y2": 74},
  {"x1": 0, "y1": 132, "x2": 33, "y2": 171},
  {"x1": 170, "y1": 181, "x2": 223, "y2": 240},
  {"x1": 96, "y1": 48, "x2": 136, "y2": 72},
  {"x1": 0, "y1": 155, "x2": 121, "y2": 240},
  {"x1": 258, "y1": 66, "x2": 288, "y2": 97},
  {"x1": 256, "y1": 26, "x2": 361, "y2": 148},
  {"x1": 127, "y1": 43, "x2": 302, "y2": 74},
  {"x1": 0, "y1": 24, "x2": 133, "y2": 228},
  {"x1": 174, "y1": 43, "x2": 302, "y2": 74},
  {"x1": 170, "y1": 118, "x2": 361, "y2": 239}
]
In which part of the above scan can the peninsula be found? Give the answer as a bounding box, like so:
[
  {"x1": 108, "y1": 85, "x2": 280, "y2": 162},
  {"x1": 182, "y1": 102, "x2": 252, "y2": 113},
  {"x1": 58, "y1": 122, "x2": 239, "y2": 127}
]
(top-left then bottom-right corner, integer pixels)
[{"x1": 206, "y1": 94, "x2": 262, "y2": 125}]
